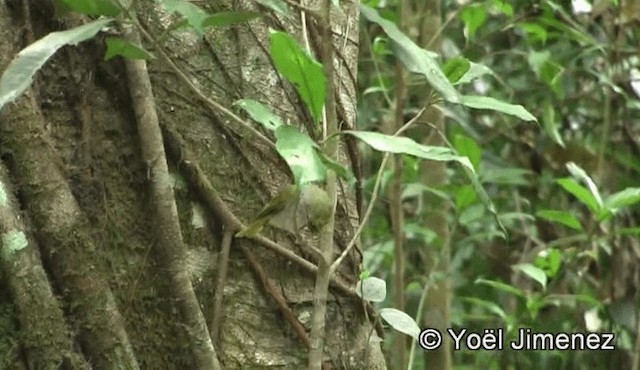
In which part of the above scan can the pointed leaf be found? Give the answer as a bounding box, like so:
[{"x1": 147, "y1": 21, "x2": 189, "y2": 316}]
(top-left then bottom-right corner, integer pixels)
[
  {"x1": 275, "y1": 125, "x2": 326, "y2": 184},
  {"x1": 460, "y1": 95, "x2": 537, "y2": 122},
  {"x1": 566, "y1": 162, "x2": 603, "y2": 208},
  {"x1": 359, "y1": 5, "x2": 460, "y2": 103},
  {"x1": 0, "y1": 18, "x2": 113, "y2": 111},
  {"x1": 270, "y1": 30, "x2": 326, "y2": 124},
  {"x1": 605, "y1": 188, "x2": 640, "y2": 212},
  {"x1": 379, "y1": 308, "x2": 420, "y2": 340},
  {"x1": 443, "y1": 57, "x2": 471, "y2": 84},
  {"x1": 536, "y1": 209, "x2": 583, "y2": 230},
  {"x1": 557, "y1": 178, "x2": 600, "y2": 213},
  {"x1": 104, "y1": 37, "x2": 154, "y2": 60},
  {"x1": 234, "y1": 99, "x2": 283, "y2": 130}
]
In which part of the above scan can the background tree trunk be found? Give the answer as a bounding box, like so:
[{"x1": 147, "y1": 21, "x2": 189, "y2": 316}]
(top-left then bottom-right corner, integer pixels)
[{"x1": 0, "y1": 1, "x2": 386, "y2": 368}]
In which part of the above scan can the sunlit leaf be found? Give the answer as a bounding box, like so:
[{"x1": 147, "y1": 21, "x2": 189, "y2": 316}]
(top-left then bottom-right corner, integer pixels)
[
  {"x1": 270, "y1": 30, "x2": 326, "y2": 124},
  {"x1": 514, "y1": 263, "x2": 548, "y2": 289},
  {"x1": 460, "y1": 95, "x2": 537, "y2": 122},
  {"x1": 356, "y1": 277, "x2": 386, "y2": 302},
  {"x1": 534, "y1": 248, "x2": 563, "y2": 278},
  {"x1": 380, "y1": 308, "x2": 420, "y2": 340},
  {"x1": 0, "y1": 18, "x2": 113, "y2": 111},
  {"x1": 460, "y1": 3, "x2": 487, "y2": 38},
  {"x1": 275, "y1": 125, "x2": 326, "y2": 184}
]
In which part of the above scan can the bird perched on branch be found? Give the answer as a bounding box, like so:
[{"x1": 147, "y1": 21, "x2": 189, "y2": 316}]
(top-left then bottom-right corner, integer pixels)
[{"x1": 236, "y1": 183, "x2": 332, "y2": 238}]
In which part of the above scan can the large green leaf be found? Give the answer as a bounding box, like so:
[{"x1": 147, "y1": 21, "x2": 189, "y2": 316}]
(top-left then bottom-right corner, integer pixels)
[
  {"x1": 359, "y1": 5, "x2": 460, "y2": 103},
  {"x1": 556, "y1": 178, "x2": 600, "y2": 214},
  {"x1": 275, "y1": 125, "x2": 326, "y2": 185},
  {"x1": 0, "y1": 18, "x2": 113, "y2": 111},
  {"x1": 269, "y1": 31, "x2": 326, "y2": 125},
  {"x1": 341, "y1": 131, "x2": 472, "y2": 170},
  {"x1": 234, "y1": 99, "x2": 283, "y2": 130},
  {"x1": 460, "y1": 95, "x2": 537, "y2": 122},
  {"x1": 104, "y1": 37, "x2": 154, "y2": 61},
  {"x1": 379, "y1": 308, "x2": 420, "y2": 340},
  {"x1": 514, "y1": 263, "x2": 548, "y2": 290}
]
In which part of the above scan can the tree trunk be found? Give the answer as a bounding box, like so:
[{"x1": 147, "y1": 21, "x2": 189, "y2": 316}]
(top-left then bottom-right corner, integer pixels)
[{"x1": 0, "y1": 1, "x2": 386, "y2": 368}]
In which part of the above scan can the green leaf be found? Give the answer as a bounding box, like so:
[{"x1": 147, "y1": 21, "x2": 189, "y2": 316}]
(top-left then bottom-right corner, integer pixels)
[
  {"x1": 556, "y1": 178, "x2": 600, "y2": 213},
  {"x1": 341, "y1": 131, "x2": 473, "y2": 170},
  {"x1": 379, "y1": 308, "x2": 420, "y2": 340},
  {"x1": 453, "y1": 134, "x2": 481, "y2": 171},
  {"x1": 202, "y1": 11, "x2": 261, "y2": 28},
  {"x1": 566, "y1": 162, "x2": 603, "y2": 208},
  {"x1": 443, "y1": 57, "x2": 471, "y2": 83},
  {"x1": 456, "y1": 62, "x2": 495, "y2": 85},
  {"x1": 0, "y1": 18, "x2": 113, "y2": 111},
  {"x1": 158, "y1": 0, "x2": 209, "y2": 35},
  {"x1": 460, "y1": 3, "x2": 487, "y2": 38},
  {"x1": 275, "y1": 125, "x2": 326, "y2": 184},
  {"x1": 519, "y1": 23, "x2": 548, "y2": 44},
  {"x1": 269, "y1": 31, "x2": 326, "y2": 124},
  {"x1": 455, "y1": 185, "x2": 477, "y2": 210},
  {"x1": 234, "y1": 99, "x2": 283, "y2": 130},
  {"x1": 359, "y1": 5, "x2": 460, "y2": 103},
  {"x1": 536, "y1": 209, "x2": 583, "y2": 230},
  {"x1": 59, "y1": 0, "x2": 121, "y2": 16},
  {"x1": 460, "y1": 95, "x2": 537, "y2": 122},
  {"x1": 604, "y1": 188, "x2": 640, "y2": 212},
  {"x1": 104, "y1": 37, "x2": 154, "y2": 60},
  {"x1": 534, "y1": 248, "x2": 562, "y2": 278},
  {"x1": 514, "y1": 263, "x2": 548, "y2": 289},
  {"x1": 316, "y1": 149, "x2": 355, "y2": 184},
  {"x1": 542, "y1": 100, "x2": 564, "y2": 147},
  {"x1": 355, "y1": 277, "x2": 386, "y2": 302}
]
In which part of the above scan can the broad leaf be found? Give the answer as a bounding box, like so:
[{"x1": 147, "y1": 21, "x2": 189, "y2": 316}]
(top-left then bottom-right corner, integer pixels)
[
  {"x1": 514, "y1": 263, "x2": 548, "y2": 289},
  {"x1": 604, "y1": 187, "x2": 640, "y2": 212},
  {"x1": 234, "y1": 99, "x2": 283, "y2": 130},
  {"x1": 460, "y1": 3, "x2": 487, "y2": 39},
  {"x1": 453, "y1": 134, "x2": 482, "y2": 171},
  {"x1": 443, "y1": 57, "x2": 471, "y2": 84},
  {"x1": 104, "y1": 37, "x2": 154, "y2": 60},
  {"x1": 0, "y1": 18, "x2": 113, "y2": 111},
  {"x1": 355, "y1": 277, "x2": 386, "y2": 302},
  {"x1": 275, "y1": 125, "x2": 326, "y2": 185},
  {"x1": 202, "y1": 11, "x2": 261, "y2": 28},
  {"x1": 566, "y1": 162, "x2": 603, "y2": 208},
  {"x1": 379, "y1": 308, "x2": 420, "y2": 340},
  {"x1": 460, "y1": 95, "x2": 537, "y2": 122},
  {"x1": 359, "y1": 5, "x2": 460, "y2": 103},
  {"x1": 270, "y1": 31, "x2": 326, "y2": 125},
  {"x1": 536, "y1": 210, "x2": 583, "y2": 230}
]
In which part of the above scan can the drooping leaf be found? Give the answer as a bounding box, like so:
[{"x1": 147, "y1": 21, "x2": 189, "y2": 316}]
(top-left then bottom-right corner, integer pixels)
[
  {"x1": 514, "y1": 263, "x2": 548, "y2": 289},
  {"x1": 341, "y1": 131, "x2": 473, "y2": 170},
  {"x1": 234, "y1": 99, "x2": 283, "y2": 130},
  {"x1": 59, "y1": 0, "x2": 121, "y2": 16},
  {"x1": 379, "y1": 308, "x2": 420, "y2": 340},
  {"x1": 355, "y1": 277, "x2": 386, "y2": 303},
  {"x1": 202, "y1": 11, "x2": 261, "y2": 28},
  {"x1": 275, "y1": 125, "x2": 326, "y2": 185},
  {"x1": 158, "y1": 0, "x2": 209, "y2": 35},
  {"x1": 359, "y1": 5, "x2": 460, "y2": 103},
  {"x1": 269, "y1": 30, "x2": 326, "y2": 124},
  {"x1": 536, "y1": 209, "x2": 583, "y2": 230},
  {"x1": 104, "y1": 37, "x2": 154, "y2": 60},
  {"x1": 460, "y1": 95, "x2": 537, "y2": 122},
  {"x1": 0, "y1": 18, "x2": 113, "y2": 111}
]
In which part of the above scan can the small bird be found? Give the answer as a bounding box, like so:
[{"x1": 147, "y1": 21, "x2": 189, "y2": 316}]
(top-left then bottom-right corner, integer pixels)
[{"x1": 236, "y1": 183, "x2": 332, "y2": 238}]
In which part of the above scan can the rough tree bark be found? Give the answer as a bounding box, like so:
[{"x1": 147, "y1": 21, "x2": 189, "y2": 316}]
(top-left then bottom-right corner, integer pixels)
[{"x1": 0, "y1": 0, "x2": 386, "y2": 368}]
